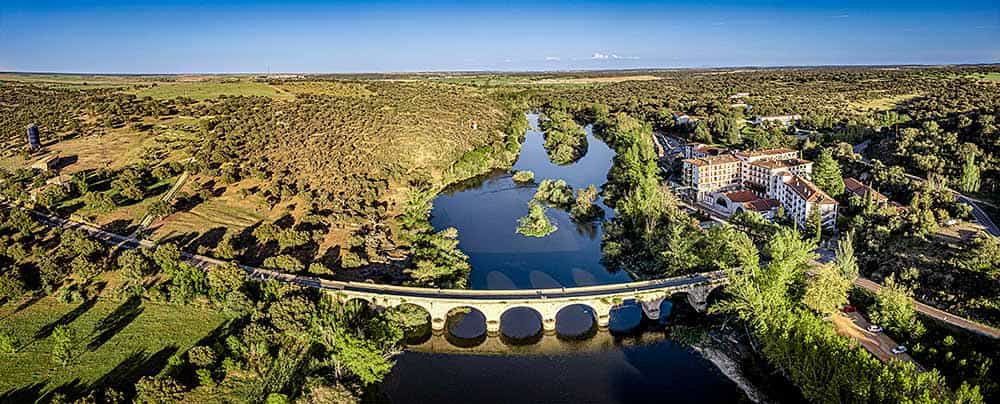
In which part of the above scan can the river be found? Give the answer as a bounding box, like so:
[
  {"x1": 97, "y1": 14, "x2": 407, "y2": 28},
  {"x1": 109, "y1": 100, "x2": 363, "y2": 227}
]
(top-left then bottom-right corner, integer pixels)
[{"x1": 378, "y1": 114, "x2": 745, "y2": 403}]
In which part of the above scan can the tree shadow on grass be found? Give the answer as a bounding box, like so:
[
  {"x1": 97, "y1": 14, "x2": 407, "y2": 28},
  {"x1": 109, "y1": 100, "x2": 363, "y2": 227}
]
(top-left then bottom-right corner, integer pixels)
[
  {"x1": 88, "y1": 296, "x2": 144, "y2": 351},
  {"x1": 3, "y1": 346, "x2": 182, "y2": 403},
  {"x1": 103, "y1": 218, "x2": 138, "y2": 236},
  {"x1": 0, "y1": 381, "x2": 48, "y2": 403},
  {"x1": 10, "y1": 295, "x2": 44, "y2": 315},
  {"x1": 87, "y1": 346, "x2": 179, "y2": 399},
  {"x1": 189, "y1": 226, "x2": 227, "y2": 252},
  {"x1": 35, "y1": 298, "x2": 98, "y2": 339}
]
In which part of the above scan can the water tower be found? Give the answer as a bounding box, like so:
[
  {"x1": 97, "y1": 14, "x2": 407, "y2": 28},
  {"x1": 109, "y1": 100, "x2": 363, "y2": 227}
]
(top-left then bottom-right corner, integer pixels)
[{"x1": 27, "y1": 124, "x2": 41, "y2": 150}]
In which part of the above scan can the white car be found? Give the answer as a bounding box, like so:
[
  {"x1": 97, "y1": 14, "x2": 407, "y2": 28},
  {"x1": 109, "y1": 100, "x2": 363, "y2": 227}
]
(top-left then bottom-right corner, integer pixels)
[
  {"x1": 867, "y1": 325, "x2": 883, "y2": 333},
  {"x1": 891, "y1": 345, "x2": 908, "y2": 355}
]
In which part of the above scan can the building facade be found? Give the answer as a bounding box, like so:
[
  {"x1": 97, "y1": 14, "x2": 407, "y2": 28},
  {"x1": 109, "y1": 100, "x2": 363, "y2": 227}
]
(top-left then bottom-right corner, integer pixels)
[{"x1": 682, "y1": 147, "x2": 838, "y2": 227}]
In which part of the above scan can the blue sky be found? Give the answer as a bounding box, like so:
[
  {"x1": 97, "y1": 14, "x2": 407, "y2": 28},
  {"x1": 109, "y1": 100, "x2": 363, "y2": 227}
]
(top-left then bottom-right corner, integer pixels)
[{"x1": 1, "y1": 0, "x2": 997, "y2": 73}]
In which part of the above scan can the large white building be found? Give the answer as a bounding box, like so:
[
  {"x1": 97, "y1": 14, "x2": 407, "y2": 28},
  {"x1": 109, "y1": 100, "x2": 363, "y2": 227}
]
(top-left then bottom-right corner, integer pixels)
[{"x1": 681, "y1": 147, "x2": 838, "y2": 228}]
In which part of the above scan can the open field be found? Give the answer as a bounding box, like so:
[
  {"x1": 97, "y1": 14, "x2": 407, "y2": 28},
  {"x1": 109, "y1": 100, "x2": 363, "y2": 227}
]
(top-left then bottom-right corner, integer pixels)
[
  {"x1": 148, "y1": 177, "x2": 270, "y2": 244},
  {"x1": 128, "y1": 81, "x2": 293, "y2": 100},
  {"x1": 0, "y1": 294, "x2": 227, "y2": 401},
  {"x1": 966, "y1": 72, "x2": 1000, "y2": 82},
  {"x1": 274, "y1": 81, "x2": 375, "y2": 97},
  {"x1": 848, "y1": 92, "x2": 921, "y2": 111},
  {"x1": 531, "y1": 74, "x2": 663, "y2": 84}
]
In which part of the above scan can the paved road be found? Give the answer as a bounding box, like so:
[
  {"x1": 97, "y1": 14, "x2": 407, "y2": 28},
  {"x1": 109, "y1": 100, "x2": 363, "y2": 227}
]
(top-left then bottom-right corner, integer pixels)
[
  {"x1": 853, "y1": 277, "x2": 1000, "y2": 340},
  {"x1": 958, "y1": 194, "x2": 1000, "y2": 236}
]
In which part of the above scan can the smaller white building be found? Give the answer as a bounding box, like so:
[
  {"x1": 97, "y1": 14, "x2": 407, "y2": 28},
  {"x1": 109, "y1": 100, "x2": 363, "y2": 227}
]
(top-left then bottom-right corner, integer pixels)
[
  {"x1": 775, "y1": 173, "x2": 838, "y2": 228},
  {"x1": 751, "y1": 114, "x2": 802, "y2": 126}
]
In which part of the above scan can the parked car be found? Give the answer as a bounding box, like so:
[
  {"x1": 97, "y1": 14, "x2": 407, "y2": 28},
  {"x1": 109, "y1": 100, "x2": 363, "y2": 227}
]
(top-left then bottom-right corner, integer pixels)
[
  {"x1": 842, "y1": 305, "x2": 857, "y2": 313},
  {"x1": 867, "y1": 325, "x2": 883, "y2": 333},
  {"x1": 891, "y1": 345, "x2": 908, "y2": 354}
]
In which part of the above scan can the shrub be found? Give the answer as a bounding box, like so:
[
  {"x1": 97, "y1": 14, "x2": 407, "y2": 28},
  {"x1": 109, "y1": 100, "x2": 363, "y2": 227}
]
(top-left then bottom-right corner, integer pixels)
[{"x1": 512, "y1": 170, "x2": 534, "y2": 183}]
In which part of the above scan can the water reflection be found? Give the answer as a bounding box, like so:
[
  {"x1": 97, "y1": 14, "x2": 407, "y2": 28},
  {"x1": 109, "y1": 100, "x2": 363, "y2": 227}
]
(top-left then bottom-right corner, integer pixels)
[
  {"x1": 445, "y1": 308, "x2": 487, "y2": 347},
  {"x1": 430, "y1": 113, "x2": 629, "y2": 290},
  {"x1": 608, "y1": 303, "x2": 644, "y2": 334},
  {"x1": 384, "y1": 328, "x2": 745, "y2": 404},
  {"x1": 499, "y1": 307, "x2": 544, "y2": 344},
  {"x1": 555, "y1": 304, "x2": 597, "y2": 339},
  {"x1": 397, "y1": 114, "x2": 746, "y2": 403}
]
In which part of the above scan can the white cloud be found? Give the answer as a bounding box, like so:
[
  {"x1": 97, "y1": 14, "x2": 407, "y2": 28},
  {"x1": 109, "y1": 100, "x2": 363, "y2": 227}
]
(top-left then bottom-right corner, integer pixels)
[
  {"x1": 544, "y1": 56, "x2": 561, "y2": 61},
  {"x1": 592, "y1": 52, "x2": 639, "y2": 60},
  {"x1": 833, "y1": 14, "x2": 849, "y2": 18}
]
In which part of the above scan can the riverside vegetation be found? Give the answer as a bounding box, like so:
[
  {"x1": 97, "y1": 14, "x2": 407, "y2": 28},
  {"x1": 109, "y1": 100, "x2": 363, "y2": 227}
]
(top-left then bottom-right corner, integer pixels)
[{"x1": 2, "y1": 66, "x2": 999, "y2": 402}]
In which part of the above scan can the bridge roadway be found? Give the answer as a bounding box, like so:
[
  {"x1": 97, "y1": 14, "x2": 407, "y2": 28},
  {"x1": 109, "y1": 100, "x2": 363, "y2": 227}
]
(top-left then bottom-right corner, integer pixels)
[{"x1": 24, "y1": 204, "x2": 728, "y2": 334}]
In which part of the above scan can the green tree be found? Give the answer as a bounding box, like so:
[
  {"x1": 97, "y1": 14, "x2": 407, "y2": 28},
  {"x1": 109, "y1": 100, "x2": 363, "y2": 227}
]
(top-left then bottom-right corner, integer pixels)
[
  {"x1": 811, "y1": 149, "x2": 845, "y2": 196},
  {"x1": 263, "y1": 255, "x2": 305, "y2": 273},
  {"x1": 83, "y1": 191, "x2": 115, "y2": 213},
  {"x1": 152, "y1": 243, "x2": 182, "y2": 274},
  {"x1": 147, "y1": 200, "x2": 175, "y2": 219},
  {"x1": 51, "y1": 325, "x2": 76, "y2": 366},
  {"x1": 570, "y1": 184, "x2": 600, "y2": 221},
  {"x1": 206, "y1": 262, "x2": 245, "y2": 302},
  {"x1": 693, "y1": 122, "x2": 712, "y2": 144},
  {"x1": 135, "y1": 375, "x2": 184, "y2": 404},
  {"x1": 835, "y1": 231, "x2": 859, "y2": 280},
  {"x1": 0, "y1": 331, "x2": 18, "y2": 353},
  {"x1": 871, "y1": 274, "x2": 925, "y2": 338},
  {"x1": 405, "y1": 227, "x2": 470, "y2": 288},
  {"x1": 516, "y1": 201, "x2": 557, "y2": 237},
  {"x1": 331, "y1": 330, "x2": 395, "y2": 386},
  {"x1": 959, "y1": 155, "x2": 981, "y2": 193},
  {"x1": 511, "y1": 170, "x2": 534, "y2": 183},
  {"x1": 803, "y1": 263, "x2": 851, "y2": 315}
]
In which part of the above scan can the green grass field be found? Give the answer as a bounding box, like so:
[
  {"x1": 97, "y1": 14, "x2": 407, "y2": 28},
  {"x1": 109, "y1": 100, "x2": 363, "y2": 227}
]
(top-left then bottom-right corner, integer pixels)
[
  {"x1": 129, "y1": 81, "x2": 293, "y2": 100},
  {"x1": 0, "y1": 295, "x2": 227, "y2": 401},
  {"x1": 966, "y1": 72, "x2": 1000, "y2": 82}
]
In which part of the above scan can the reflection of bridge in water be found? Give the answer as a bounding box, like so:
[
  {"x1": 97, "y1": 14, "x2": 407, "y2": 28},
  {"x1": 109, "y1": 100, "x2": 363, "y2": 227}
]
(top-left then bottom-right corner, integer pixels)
[{"x1": 408, "y1": 327, "x2": 673, "y2": 355}]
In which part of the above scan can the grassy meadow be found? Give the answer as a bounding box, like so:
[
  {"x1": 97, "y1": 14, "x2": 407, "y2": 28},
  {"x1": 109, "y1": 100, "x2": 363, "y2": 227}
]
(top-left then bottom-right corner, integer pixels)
[{"x1": 0, "y1": 293, "x2": 227, "y2": 401}]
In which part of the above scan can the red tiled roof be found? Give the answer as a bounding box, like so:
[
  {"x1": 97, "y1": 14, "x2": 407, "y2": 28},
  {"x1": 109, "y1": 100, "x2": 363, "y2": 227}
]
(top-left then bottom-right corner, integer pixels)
[
  {"x1": 750, "y1": 158, "x2": 812, "y2": 170},
  {"x1": 843, "y1": 177, "x2": 889, "y2": 202},
  {"x1": 684, "y1": 154, "x2": 741, "y2": 167},
  {"x1": 735, "y1": 148, "x2": 798, "y2": 158},
  {"x1": 723, "y1": 190, "x2": 760, "y2": 203},
  {"x1": 744, "y1": 198, "x2": 780, "y2": 211},
  {"x1": 785, "y1": 174, "x2": 837, "y2": 205}
]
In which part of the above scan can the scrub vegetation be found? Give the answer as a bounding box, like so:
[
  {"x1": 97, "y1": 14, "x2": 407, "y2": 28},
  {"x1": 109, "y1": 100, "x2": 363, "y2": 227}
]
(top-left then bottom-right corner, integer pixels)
[{"x1": 2, "y1": 64, "x2": 999, "y2": 402}]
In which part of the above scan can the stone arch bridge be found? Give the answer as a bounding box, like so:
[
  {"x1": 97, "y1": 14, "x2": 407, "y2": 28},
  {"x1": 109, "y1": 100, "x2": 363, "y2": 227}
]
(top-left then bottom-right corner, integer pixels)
[{"x1": 250, "y1": 268, "x2": 729, "y2": 334}]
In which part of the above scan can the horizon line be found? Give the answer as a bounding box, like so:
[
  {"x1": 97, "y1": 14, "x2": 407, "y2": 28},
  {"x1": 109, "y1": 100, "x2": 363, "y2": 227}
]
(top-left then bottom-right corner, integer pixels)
[{"x1": 3, "y1": 62, "x2": 999, "y2": 77}]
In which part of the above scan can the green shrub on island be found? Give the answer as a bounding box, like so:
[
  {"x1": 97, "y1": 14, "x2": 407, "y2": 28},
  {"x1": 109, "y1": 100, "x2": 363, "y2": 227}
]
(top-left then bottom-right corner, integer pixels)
[
  {"x1": 570, "y1": 184, "x2": 601, "y2": 221},
  {"x1": 533, "y1": 179, "x2": 574, "y2": 206},
  {"x1": 516, "y1": 201, "x2": 557, "y2": 237},
  {"x1": 512, "y1": 170, "x2": 535, "y2": 183},
  {"x1": 540, "y1": 109, "x2": 588, "y2": 165}
]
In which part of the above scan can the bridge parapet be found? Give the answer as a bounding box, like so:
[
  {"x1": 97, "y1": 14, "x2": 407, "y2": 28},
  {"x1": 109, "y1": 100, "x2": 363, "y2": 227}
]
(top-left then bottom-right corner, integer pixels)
[{"x1": 329, "y1": 270, "x2": 730, "y2": 336}]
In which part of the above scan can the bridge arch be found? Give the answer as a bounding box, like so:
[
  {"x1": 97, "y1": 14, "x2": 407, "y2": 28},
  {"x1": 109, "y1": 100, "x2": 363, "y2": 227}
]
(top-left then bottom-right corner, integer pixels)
[
  {"x1": 392, "y1": 302, "x2": 432, "y2": 344},
  {"x1": 555, "y1": 303, "x2": 598, "y2": 339},
  {"x1": 499, "y1": 306, "x2": 544, "y2": 344},
  {"x1": 444, "y1": 306, "x2": 488, "y2": 347}
]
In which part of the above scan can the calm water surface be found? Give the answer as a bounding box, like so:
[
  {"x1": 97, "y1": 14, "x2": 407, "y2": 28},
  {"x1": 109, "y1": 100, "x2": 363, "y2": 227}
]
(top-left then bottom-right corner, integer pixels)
[
  {"x1": 381, "y1": 114, "x2": 744, "y2": 403},
  {"x1": 430, "y1": 113, "x2": 630, "y2": 290}
]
